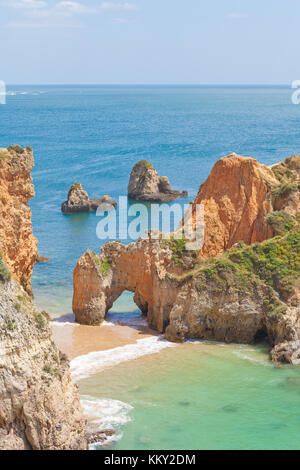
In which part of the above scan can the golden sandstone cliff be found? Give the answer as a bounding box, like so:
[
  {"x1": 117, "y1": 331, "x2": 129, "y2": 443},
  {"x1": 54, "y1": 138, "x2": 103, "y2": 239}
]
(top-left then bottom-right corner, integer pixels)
[
  {"x1": 194, "y1": 154, "x2": 277, "y2": 258},
  {"x1": 0, "y1": 146, "x2": 87, "y2": 450},
  {"x1": 73, "y1": 153, "x2": 300, "y2": 364},
  {"x1": 0, "y1": 146, "x2": 38, "y2": 295}
]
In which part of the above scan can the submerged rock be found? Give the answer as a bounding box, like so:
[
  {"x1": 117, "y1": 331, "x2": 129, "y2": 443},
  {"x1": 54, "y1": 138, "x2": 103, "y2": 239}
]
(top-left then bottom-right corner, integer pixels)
[
  {"x1": 37, "y1": 256, "x2": 51, "y2": 263},
  {"x1": 62, "y1": 182, "x2": 117, "y2": 214},
  {"x1": 88, "y1": 429, "x2": 116, "y2": 447},
  {"x1": 128, "y1": 160, "x2": 188, "y2": 202}
]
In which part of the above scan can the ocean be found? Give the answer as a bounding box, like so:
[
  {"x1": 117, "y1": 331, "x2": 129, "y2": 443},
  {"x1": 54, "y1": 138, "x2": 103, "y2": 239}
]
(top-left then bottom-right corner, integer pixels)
[{"x1": 1, "y1": 85, "x2": 300, "y2": 449}]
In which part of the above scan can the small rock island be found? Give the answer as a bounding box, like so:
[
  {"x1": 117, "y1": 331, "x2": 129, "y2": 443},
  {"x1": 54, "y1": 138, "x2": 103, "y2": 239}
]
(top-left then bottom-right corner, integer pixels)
[
  {"x1": 128, "y1": 160, "x2": 188, "y2": 202},
  {"x1": 73, "y1": 153, "x2": 300, "y2": 366},
  {"x1": 61, "y1": 182, "x2": 117, "y2": 214}
]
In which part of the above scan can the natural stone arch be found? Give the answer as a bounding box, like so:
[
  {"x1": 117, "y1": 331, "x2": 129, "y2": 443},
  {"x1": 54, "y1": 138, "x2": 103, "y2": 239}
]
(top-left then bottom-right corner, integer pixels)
[{"x1": 72, "y1": 238, "x2": 179, "y2": 332}]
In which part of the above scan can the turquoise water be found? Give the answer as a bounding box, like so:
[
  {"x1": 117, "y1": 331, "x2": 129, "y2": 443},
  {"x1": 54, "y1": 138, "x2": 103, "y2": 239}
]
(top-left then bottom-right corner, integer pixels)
[
  {"x1": 1, "y1": 85, "x2": 300, "y2": 449},
  {"x1": 79, "y1": 341, "x2": 300, "y2": 450}
]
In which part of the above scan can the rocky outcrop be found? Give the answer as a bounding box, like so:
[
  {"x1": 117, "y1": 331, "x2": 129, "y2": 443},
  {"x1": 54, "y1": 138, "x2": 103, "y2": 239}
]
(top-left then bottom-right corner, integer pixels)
[
  {"x1": 192, "y1": 154, "x2": 277, "y2": 258},
  {"x1": 73, "y1": 154, "x2": 300, "y2": 364},
  {"x1": 0, "y1": 146, "x2": 38, "y2": 295},
  {"x1": 128, "y1": 160, "x2": 188, "y2": 202},
  {"x1": 0, "y1": 146, "x2": 87, "y2": 450},
  {"x1": 0, "y1": 280, "x2": 87, "y2": 450},
  {"x1": 271, "y1": 340, "x2": 300, "y2": 365},
  {"x1": 62, "y1": 182, "x2": 117, "y2": 214},
  {"x1": 190, "y1": 153, "x2": 300, "y2": 259},
  {"x1": 73, "y1": 240, "x2": 178, "y2": 330},
  {"x1": 73, "y1": 230, "x2": 300, "y2": 349}
]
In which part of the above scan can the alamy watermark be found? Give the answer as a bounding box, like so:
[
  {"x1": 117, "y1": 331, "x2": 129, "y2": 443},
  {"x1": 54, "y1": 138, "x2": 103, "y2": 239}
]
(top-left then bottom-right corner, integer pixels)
[
  {"x1": 292, "y1": 80, "x2": 300, "y2": 104},
  {"x1": 95, "y1": 197, "x2": 205, "y2": 251},
  {"x1": 0, "y1": 81, "x2": 6, "y2": 105}
]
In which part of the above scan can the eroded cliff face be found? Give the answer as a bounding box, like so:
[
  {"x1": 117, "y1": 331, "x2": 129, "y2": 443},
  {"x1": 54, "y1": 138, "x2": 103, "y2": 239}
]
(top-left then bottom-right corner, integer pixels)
[
  {"x1": 0, "y1": 146, "x2": 87, "y2": 450},
  {"x1": 0, "y1": 281, "x2": 87, "y2": 450},
  {"x1": 73, "y1": 239, "x2": 180, "y2": 332},
  {"x1": 0, "y1": 146, "x2": 38, "y2": 295},
  {"x1": 73, "y1": 154, "x2": 300, "y2": 364},
  {"x1": 193, "y1": 154, "x2": 277, "y2": 258}
]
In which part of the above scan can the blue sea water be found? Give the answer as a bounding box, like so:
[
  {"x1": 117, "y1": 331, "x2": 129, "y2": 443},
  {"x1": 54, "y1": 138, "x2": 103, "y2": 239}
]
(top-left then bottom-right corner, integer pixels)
[
  {"x1": 1, "y1": 85, "x2": 300, "y2": 450},
  {"x1": 1, "y1": 85, "x2": 299, "y2": 313}
]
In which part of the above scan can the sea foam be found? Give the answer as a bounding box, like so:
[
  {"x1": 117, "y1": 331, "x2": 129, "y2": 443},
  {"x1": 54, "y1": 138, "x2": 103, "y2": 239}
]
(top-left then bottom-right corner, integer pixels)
[
  {"x1": 70, "y1": 336, "x2": 175, "y2": 381},
  {"x1": 81, "y1": 395, "x2": 133, "y2": 448}
]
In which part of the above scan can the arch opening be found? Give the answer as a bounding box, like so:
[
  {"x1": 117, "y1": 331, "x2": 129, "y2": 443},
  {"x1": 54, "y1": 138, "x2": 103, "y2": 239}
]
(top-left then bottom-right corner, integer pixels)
[{"x1": 105, "y1": 290, "x2": 148, "y2": 327}]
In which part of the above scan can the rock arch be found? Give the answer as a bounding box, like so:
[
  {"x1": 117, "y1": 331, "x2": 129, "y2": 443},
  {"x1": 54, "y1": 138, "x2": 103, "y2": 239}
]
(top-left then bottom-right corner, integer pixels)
[{"x1": 72, "y1": 238, "x2": 178, "y2": 332}]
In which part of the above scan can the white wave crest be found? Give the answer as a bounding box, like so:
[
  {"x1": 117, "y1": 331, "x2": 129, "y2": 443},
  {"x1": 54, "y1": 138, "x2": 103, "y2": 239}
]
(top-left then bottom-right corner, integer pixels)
[
  {"x1": 51, "y1": 320, "x2": 78, "y2": 327},
  {"x1": 81, "y1": 396, "x2": 133, "y2": 448},
  {"x1": 70, "y1": 336, "x2": 175, "y2": 381}
]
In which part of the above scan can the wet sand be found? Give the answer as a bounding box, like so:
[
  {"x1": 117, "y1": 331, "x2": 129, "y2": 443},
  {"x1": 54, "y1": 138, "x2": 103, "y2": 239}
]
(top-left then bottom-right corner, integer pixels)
[{"x1": 51, "y1": 320, "x2": 158, "y2": 360}]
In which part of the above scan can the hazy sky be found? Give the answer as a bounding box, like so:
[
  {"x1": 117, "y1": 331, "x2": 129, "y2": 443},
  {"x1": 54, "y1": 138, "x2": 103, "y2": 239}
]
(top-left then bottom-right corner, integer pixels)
[{"x1": 0, "y1": 0, "x2": 299, "y2": 84}]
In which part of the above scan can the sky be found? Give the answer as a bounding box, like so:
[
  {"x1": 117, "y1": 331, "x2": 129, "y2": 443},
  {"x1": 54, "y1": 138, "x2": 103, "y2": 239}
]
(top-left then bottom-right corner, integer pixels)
[{"x1": 0, "y1": 0, "x2": 299, "y2": 84}]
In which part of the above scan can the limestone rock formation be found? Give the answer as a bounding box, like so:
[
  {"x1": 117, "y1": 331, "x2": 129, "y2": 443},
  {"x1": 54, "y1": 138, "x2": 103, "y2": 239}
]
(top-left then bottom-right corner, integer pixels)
[
  {"x1": 0, "y1": 146, "x2": 87, "y2": 450},
  {"x1": 0, "y1": 146, "x2": 38, "y2": 295},
  {"x1": 62, "y1": 182, "x2": 117, "y2": 214},
  {"x1": 192, "y1": 153, "x2": 278, "y2": 258},
  {"x1": 73, "y1": 154, "x2": 300, "y2": 364},
  {"x1": 72, "y1": 231, "x2": 300, "y2": 348},
  {"x1": 0, "y1": 280, "x2": 87, "y2": 450},
  {"x1": 271, "y1": 340, "x2": 300, "y2": 365},
  {"x1": 128, "y1": 160, "x2": 188, "y2": 202}
]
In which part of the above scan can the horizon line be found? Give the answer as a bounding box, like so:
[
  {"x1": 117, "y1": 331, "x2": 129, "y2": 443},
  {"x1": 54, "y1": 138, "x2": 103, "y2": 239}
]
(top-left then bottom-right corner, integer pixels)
[{"x1": 5, "y1": 83, "x2": 292, "y2": 87}]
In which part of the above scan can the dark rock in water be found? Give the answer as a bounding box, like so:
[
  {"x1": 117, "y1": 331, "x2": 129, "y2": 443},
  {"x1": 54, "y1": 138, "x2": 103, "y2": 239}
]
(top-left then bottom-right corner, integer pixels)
[
  {"x1": 88, "y1": 429, "x2": 116, "y2": 446},
  {"x1": 178, "y1": 401, "x2": 190, "y2": 407},
  {"x1": 281, "y1": 376, "x2": 300, "y2": 391},
  {"x1": 128, "y1": 160, "x2": 188, "y2": 202},
  {"x1": 222, "y1": 405, "x2": 239, "y2": 413},
  {"x1": 61, "y1": 182, "x2": 117, "y2": 214},
  {"x1": 271, "y1": 340, "x2": 300, "y2": 366},
  {"x1": 36, "y1": 256, "x2": 51, "y2": 263}
]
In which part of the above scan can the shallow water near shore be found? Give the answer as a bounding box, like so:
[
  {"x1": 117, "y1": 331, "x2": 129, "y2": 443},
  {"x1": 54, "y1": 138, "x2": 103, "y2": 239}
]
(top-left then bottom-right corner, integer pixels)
[
  {"x1": 2, "y1": 85, "x2": 300, "y2": 449},
  {"x1": 78, "y1": 340, "x2": 300, "y2": 450}
]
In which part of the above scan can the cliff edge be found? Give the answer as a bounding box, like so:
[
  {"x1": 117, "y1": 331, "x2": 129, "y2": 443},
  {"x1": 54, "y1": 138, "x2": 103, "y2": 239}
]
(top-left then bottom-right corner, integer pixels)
[
  {"x1": 0, "y1": 146, "x2": 87, "y2": 450},
  {"x1": 0, "y1": 146, "x2": 38, "y2": 295}
]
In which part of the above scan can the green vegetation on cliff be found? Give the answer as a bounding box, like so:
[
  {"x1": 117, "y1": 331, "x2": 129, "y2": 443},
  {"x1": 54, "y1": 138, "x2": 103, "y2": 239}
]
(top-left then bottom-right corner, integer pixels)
[
  {"x1": 133, "y1": 160, "x2": 152, "y2": 171},
  {"x1": 7, "y1": 145, "x2": 25, "y2": 155},
  {"x1": 265, "y1": 211, "x2": 298, "y2": 235},
  {"x1": 173, "y1": 217, "x2": 300, "y2": 318},
  {"x1": 0, "y1": 252, "x2": 11, "y2": 283},
  {"x1": 162, "y1": 235, "x2": 198, "y2": 269},
  {"x1": 271, "y1": 155, "x2": 300, "y2": 181},
  {"x1": 272, "y1": 182, "x2": 299, "y2": 197},
  {"x1": 89, "y1": 250, "x2": 112, "y2": 278}
]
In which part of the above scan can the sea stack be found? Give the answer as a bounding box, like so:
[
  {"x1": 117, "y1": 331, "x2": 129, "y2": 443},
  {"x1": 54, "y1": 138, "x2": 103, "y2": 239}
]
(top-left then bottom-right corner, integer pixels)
[
  {"x1": 73, "y1": 153, "x2": 300, "y2": 365},
  {"x1": 128, "y1": 160, "x2": 188, "y2": 202},
  {"x1": 61, "y1": 182, "x2": 117, "y2": 214}
]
